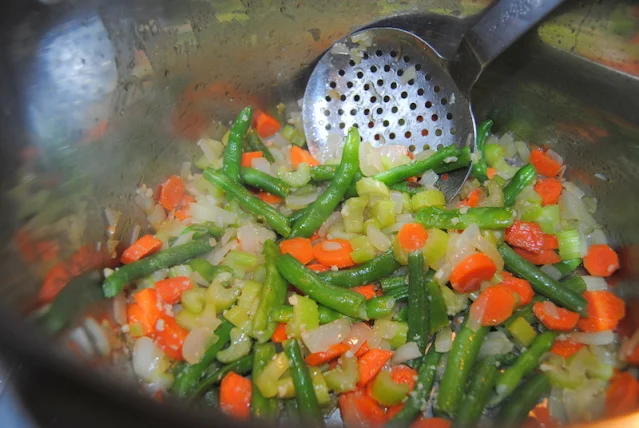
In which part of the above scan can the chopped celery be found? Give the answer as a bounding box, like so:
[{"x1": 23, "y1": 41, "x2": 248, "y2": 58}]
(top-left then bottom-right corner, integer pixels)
[
  {"x1": 196, "y1": 302, "x2": 222, "y2": 330},
  {"x1": 256, "y1": 352, "x2": 290, "y2": 398},
  {"x1": 493, "y1": 158, "x2": 519, "y2": 179},
  {"x1": 524, "y1": 204, "x2": 561, "y2": 234},
  {"x1": 222, "y1": 250, "x2": 259, "y2": 277},
  {"x1": 341, "y1": 197, "x2": 369, "y2": 233},
  {"x1": 371, "y1": 370, "x2": 410, "y2": 406},
  {"x1": 237, "y1": 280, "x2": 262, "y2": 313},
  {"x1": 189, "y1": 258, "x2": 232, "y2": 283},
  {"x1": 507, "y1": 317, "x2": 537, "y2": 347},
  {"x1": 371, "y1": 200, "x2": 396, "y2": 228},
  {"x1": 181, "y1": 288, "x2": 207, "y2": 314},
  {"x1": 569, "y1": 348, "x2": 614, "y2": 381},
  {"x1": 325, "y1": 355, "x2": 359, "y2": 393},
  {"x1": 310, "y1": 367, "x2": 331, "y2": 406},
  {"x1": 176, "y1": 309, "x2": 201, "y2": 331},
  {"x1": 544, "y1": 364, "x2": 587, "y2": 389},
  {"x1": 169, "y1": 264, "x2": 193, "y2": 278},
  {"x1": 411, "y1": 189, "x2": 446, "y2": 210},
  {"x1": 286, "y1": 295, "x2": 319, "y2": 338},
  {"x1": 276, "y1": 376, "x2": 296, "y2": 398},
  {"x1": 373, "y1": 319, "x2": 408, "y2": 348},
  {"x1": 206, "y1": 280, "x2": 240, "y2": 312},
  {"x1": 356, "y1": 177, "x2": 390, "y2": 198},
  {"x1": 493, "y1": 175, "x2": 507, "y2": 187},
  {"x1": 557, "y1": 229, "x2": 581, "y2": 260},
  {"x1": 279, "y1": 163, "x2": 311, "y2": 187},
  {"x1": 422, "y1": 228, "x2": 449, "y2": 268},
  {"x1": 224, "y1": 306, "x2": 251, "y2": 330},
  {"x1": 350, "y1": 235, "x2": 377, "y2": 264},
  {"x1": 440, "y1": 286, "x2": 469, "y2": 316},
  {"x1": 485, "y1": 143, "x2": 505, "y2": 167},
  {"x1": 392, "y1": 235, "x2": 409, "y2": 265},
  {"x1": 392, "y1": 190, "x2": 412, "y2": 214},
  {"x1": 381, "y1": 154, "x2": 412, "y2": 170},
  {"x1": 483, "y1": 180, "x2": 505, "y2": 207},
  {"x1": 282, "y1": 125, "x2": 306, "y2": 147},
  {"x1": 363, "y1": 218, "x2": 382, "y2": 233},
  {"x1": 217, "y1": 327, "x2": 252, "y2": 363}
]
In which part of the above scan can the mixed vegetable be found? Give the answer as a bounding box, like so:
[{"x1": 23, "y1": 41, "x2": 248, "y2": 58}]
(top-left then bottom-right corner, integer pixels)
[{"x1": 36, "y1": 105, "x2": 638, "y2": 427}]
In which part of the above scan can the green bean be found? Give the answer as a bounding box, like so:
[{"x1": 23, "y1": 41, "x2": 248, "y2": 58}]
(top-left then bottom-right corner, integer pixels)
[
  {"x1": 416, "y1": 206, "x2": 515, "y2": 230},
  {"x1": 498, "y1": 243, "x2": 587, "y2": 314},
  {"x1": 288, "y1": 208, "x2": 307, "y2": 225},
  {"x1": 469, "y1": 120, "x2": 493, "y2": 183},
  {"x1": 498, "y1": 374, "x2": 551, "y2": 427},
  {"x1": 290, "y1": 127, "x2": 360, "y2": 238},
  {"x1": 436, "y1": 319, "x2": 489, "y2": 418},
  {"x1": 387, "y1": 347, "x2": 441, "y2": 426},
  {"x1": 191, "y1": 354, "x2": 253, "y2": 398},
  {"x1": 435, "y1": 145, "x2": 472, "y2": 174},
  {"x1": 427, "y1": 279, "x2": 449, "y2": 335},
  {"x1": 189, "y1": 258, "x2": 232, "y2": 283},
  {"x1": 103, "y1": 238, "x2": 213, "y2": 298},
  {"x1": 388, "y1": 181, "x2": 425, "y2": 196},
  {"x1": 240, "y1": 167, "x2": 290, "y2": 199},
  {"x1": 553, "y1": 258, "x2": 582, "y2": 279},
  {"x1": 491, "y1": 331, "x2": 556, "y2": 405},
  {"x1": 310, "y1": 165, "x2": 338, "y2": 181},
  {"x1": 386, "y1": 286, "x2": 408, "y2": 301},
  {"x1": 252, "y1": 343, "x2": 279, "y2": 418},
  {"x1": 503, "y1": 164, "x2": 537, "y2": 206},
  {"x1": 276, "y1": 254, "x2": 368, "y2": 319},
  {"x1": 222, "y1": 106, "x2": 253, "y2": 180},
  {"x1": 252, "y1": 240, "x2": 289, "y2": 343},
  {"x1": 172, "y1": 320, "x2": 233, "y2": 397},
  {"x1": 561, "y1": 275, "x2": 587, "y2": 295},
  {"x1": 366, "y1": 295, "x2": 397, "y2": 319},
  {"x1": 283, "y1": 339, "x2": 324, "y2": 424},
  {"x1": 204, "y1": 168, "x2": 291, "y2": 237},
  {"x1": 272, "y1": 305, "x2": 347, "y2": 325},
  {"x1": 453, "y1": 357, "x2": 499, "y2": 428},
  {"x1": 182, "y1": 221, "x2": 224, "y2": 239},
  {"x1": 393, "y1": 306, "x2": 408, "y2": 323},
  {"x1": 380, "y1": 276, "x2": 407, "y2": 293},
  {"x1": 318, "y1": 249, "x2": 400, "y2": 288},
  {"x1": 246, "y1": 129, "x2": 275, "y2": 162},
  {"x1": 407, "y1": 251, "x2": 429, "y2": 354}
]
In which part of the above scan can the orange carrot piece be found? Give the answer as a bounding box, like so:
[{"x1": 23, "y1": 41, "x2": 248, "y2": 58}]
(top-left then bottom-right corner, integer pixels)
[
  {"x1": 397, "y1": 223, "x2": 429, "y2": 252},
  {"x1": 313, "y1": 239, "x2": 355, "y2": 269},
  {"x1": 158, "y1": 175, "x2": 186, "y2": 211},
  {"x1": 471, "y1": 285, "x2": 518, "y2": 326},
  {"x1": 358, "y1": 348, "x2": 394, "y2": 387},
  {"x1": 307, "y1": 263, "x2": 330, "y2": 273},
  {"x1": 241, "y1": 151, "x2": 263, "y2": 168},
  {"x1": 290, "y1": 146, "x2": 320, "y2": 168},
  {"x1": 154, "y1": 316, "x2": 188, "y2": 360},
  {"x1": 450, "y1": 253, "x2": 498, "y2": 293},
  {"x1": 340, "y1": 391, "x2": 387, "y2": 428},
  {"x1": 542, "y1": 234, "x2": 559, "y2": 250},
  {"x1": 133, "y1": 288, "x2": 160, "y2": 314},
  {"x1": 271, "y1": 323, "x2": 289, "y2": 343},
  {"x1": 534, "y1": 177, "x2": 563, "y2": 206},
  {"x1": 513, "y1": 248, "x2": 561, "y2": 265},
  {"x1": 253, "y1": 110, "x2": 281, "y2": 139},
  {"x1": 410, "y1": 417, "x2": 452, "y2": 428},
  {"x1": 121, "y1": 235, "x2": 163, "y2": 265},
  {"x1": 39, "y1": 263, "x2": 72, "y2": 304},
  {"x1": 305, "y1": 343, "x2": 351, "y2": 366},
  {"x1": 280, "y1": 237, "x2": 314, "y2": 265},
  {"x1": 533, "y1": 301, "x2": 580, "y2": 331},
  {"x1": 500, "y1": 272, "x2": 534, "y2": 307},
  {"x1": 583, "y1": 244, "x2": 620, "y2": 277},
  {"x1": 127, "y1": 303, "x2": 156, "y2": 336},
  {"x1": 460, "y1": 189, "x2": 483, "y2": 208},
  {"x1": 530, "y1": 149, "x2": 562, "y2": 177},
  {"x1": 487, "y1": 168, "x2": 497, "y2": 179},
  {"x1": 390, "y1": 365, "x2": 418, "y2": 391},
  {"x1": 605, "y1": 371, "x2": 639, "y2": 418},
  {"x1": 355, "y1": 341, "x2": 370, "y2": 358},
  {"x1": 352, "y1": 284, "x2": 378, "y2": 300},
  {"x1": 550, "y1": 339, "x2": 585, "y2": 358},
  {"x1": 155, "y1": 276, "x2": 194, "y2": 304},
  {"x1": 220, "y1": 371, "x2": 252, "y2": 420},
  {"x1": 577, "y1": 290, "x2": 626, "y2": 332},
  {"x1": 505, "y1": 221, "x2": 545, "y2": 254},
  {"x1": 256, "y1": 191, "x2": 283, "y2": 205}
]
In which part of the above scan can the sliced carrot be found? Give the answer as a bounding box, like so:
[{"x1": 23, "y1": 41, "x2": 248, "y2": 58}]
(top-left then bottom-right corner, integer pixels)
[
  {"x1": 220, "y1": 371, "x2": 252, "y2": 420},
  {"x1": 542, "y1": 234, "x2": 559, "y2": 250},
  {"x1": 577, "y1": 290, "x2": 625, "y2": 332},
  {"x1": 605, "y1": 371, "x2": 639, "y2": 418},
  {"x1": 155, "y1": 276, "x2": 193, "y2": 304},
  {"x1": 39, "y1": 263, "x2": 72, "y2": 304},
  {"x1": 127, "y1": 303, "x2": 156, "y2": 336},
  {"x1": 534, "y1": 177, "x2": 563, "y2": 206},
  {"x1": 505, "y1": 221, "x2": 545, "y2": 254},
  {"x1": 253, "y1": 110, "x2": 281, "y2": 139},
  {"x1": 460, "y1": 189, "x2": 483, "y2": 208},
  {"x1": 357, "y1": 348, "x2": 394, "y2": 387},
  {"x1": 158, "y1": 175, "x2": 186, "y2": 211},
  {"x1": 290, "y1": 146, "x2": 320, "y2": 168},
  {"x1": 256, "y1": 191, "x2": 283, "y2": 205},
  {"x1": 390, "y1": 365, "x2": 418, "y2": 391},
  {"x1": 450, "y1": 253, "x2": 497, "y2": 293},
  {"x1": 500, "y1": 272, "x2": 534, "y2": 307},
  {"x1": 340, "y1": 390, "x2": 387, "y2": 428},
  {"x1": 35, "y1": 239, "x2": 60, "y2": 263},
  {"x1": 397, "y1": 223, "x2": 429, "y2": 252},
  {"x1": 513, "y1": 248, "x2": 561, "y2": 265},
  {"x1": 280, "y1": 237, "x2": 314, "y2": 265},
  {"x1": 533, "y1": 301, "x2": 580, "y2": 331},
  {"x1": 121, "y1": 235, "x2": 163, "y2": 265},
  {"x1": 305, "y1": 343, "x2": 351, "y2": 366},
  {"x1": 551, "y1": 339, "x2": 585, "y2": 358},
  {"x1": 583, "y1": 244, "x2": 620, "y2": 277},
  {"x1": 385, "y1": 404, "x2": 404, "y2": 420},
  {"x1": 154, "y1": 316, "x2": 188, "y2": 360},
  {"x1": 271, "y1": 323, "x2": 289, "y2": 343},
  {"x1": 530, "y1": 149, "x2": 562, "y2": 177},
  {"x1": 241, "y1": 151, "x2": 263, "y2": 168},
  {"x1": 471, "y1": 285, "x2": 518, "y2": 326},
  {"x1": 133, "y1": 288, "x2": 160, "y2": 315},
  {"x1": 487, "y1": 167, "x2": 497, "y2": 179},
  {"x1": 352, "y1": 284, "x2": 378, "y2": 300},
  {"x1": 313, "y1": 239, "x2": 355, "y2": 269},
  {"x1": 410, "y1": 417, "x2": 452, "y2": 428},
  {"x1": 355, "y1": 341, "x2": 370, "y2": 358},
  {"x1": 307, "y1": 263, "x2": 330, "y2": 273}
]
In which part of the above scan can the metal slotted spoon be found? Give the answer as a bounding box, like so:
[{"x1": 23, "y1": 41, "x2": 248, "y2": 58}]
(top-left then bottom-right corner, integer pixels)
[{"x1": 303, "y1": 0, "x2": 565, "y2": 199}]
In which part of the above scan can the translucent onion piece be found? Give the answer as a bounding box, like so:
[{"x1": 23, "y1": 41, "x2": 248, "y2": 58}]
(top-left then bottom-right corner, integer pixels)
[
  {"x1": 434, "y1": 327, "x2": 453, "y2": 353},
  {"x1": 541, "y1": 264, "x2": 562, "y2": 281},
  {"x1": 569, "y1": 331, "x2": 616, "y2": 345},
  {"x1": 84, "y1": 317, "x2": 111, "y2": 356},
  {"x1": 391, "y1": 342, "x2": 422, "y2": 365},
  {"x1": 318, "y1": 212, "x2": 341, "y2": 238},
  {"x1": 302, "y1": 319, "x2": 352, "y2": 353},
  {"x1": 582, "y1": 276, "x2": 607, "y2": 291},
  {"x1": 182, "y1": 327, "x2": 217, "y2": 365},
  {"x1": 113, "y1": 293, "x2": 128, "y2": 326},
  {"x1": 419, "y1": 170, "x2": 439, "y2": 188},
  {"x1": 479, "y1": 330, "x2": 513, "y2": 356},
  {"x1": 133, "y1": 337, "x2": 164, "y2": 381}
]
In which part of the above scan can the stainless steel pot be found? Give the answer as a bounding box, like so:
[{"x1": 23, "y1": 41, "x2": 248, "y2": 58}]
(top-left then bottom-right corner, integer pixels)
[{"x1": 1, "y1": 0, "x2": 639, "y2": 426}]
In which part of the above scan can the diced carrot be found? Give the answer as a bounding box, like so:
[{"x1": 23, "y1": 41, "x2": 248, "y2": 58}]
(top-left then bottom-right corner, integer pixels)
[
  {"x1": 307, "y1": 263, "x2": 330, "y2": 273},
  {"x1": 154, "y1": 316, "x2": 188, "y2": 360},
  {"x1": 121, "y1": 235, "x2": 163, "y2": 264},
  {"x1": 397, "y1": 223, "x2": 429, "y2": 252},
  {"x1": 355, "y1": 341, "x2": 370, "y2": 358},
  {"x1": 386, "y1": 404, "x2": 404, "y2": 420},
  {"x1": 305, "y1": 343, "x2": 351, "y2": 366},
  {"x1": 253, "y1": 110, "x2": 281, "y2": 139},
  {"x1": 505, "y1": 221, "x2": 545, "y2": 254},
  {"x1": 513, "y1": 248, "x2": 561, "y2": 265},
  {"x1": 500, "y1": 272, "x2": 534, "y2": 307},
  {"x1": 390, "y1": 365, "x2": 418, "y2": 391},
  {"x1": 441, "y1": 173, "x2": 449, "y2": 181},
  {"x1": 340, "y1": 391, "x2": 387, "y2": 428},
  {"x1": 352, "y1": 284, "x2": 378, "y2": 300},
  {"x1": 410, "y1": 417, "x2": 452, "y2": 428},
  {"x1": 357, "y1": 348, "x2": 394, "y2": 387},
  {"x1": 534, "y1": 177, "x2": 563, "y2": 206},
  {"x1": 280, "y1": 237, "x2": 314, "y2": 265},
  {"x1": 471, "y1": 285, "x2": 518, "y2": 326},
  {"x1": 460, "y1": 189, "x2": 483, "y2": 208},
  {"x1": 39, "y1": 263, "x2": 72, "y2": 304},
  {"x1": 487, "y1": 168, "x2": 497, "y2": 179},
  {"x1": 577, "y1": 290, "x2": 625, "y2": 332},
  {"x1": 533, "y1": 301, "x2": 580, "y2": 331},
  {"x1": 450, "y1": 253, "x2": 497, "y2": 293},
  {"x1": 69, "y1": 245, "x2": 104, "y2": 274},
  {"x1": 35, "y1": 240, "x2": 60, "y2": 263},
  {"x1": 155, "y1": 276, "x2": 194, "y2": 304},
  {"x1": 271, "y1": 323, "x2": 289, "y2": 343},
  {"x1": 290, "y1": 146, "x2": 320, "y2": 168},
  {"x1": 530, "y1": 149, "x2": 563, "y2": 177},
  {"x1": 524, "y1": 406, "x2": 558, "y2": 428},
  {"x1": 127, "y1": 303, "x2": 157, "y2": 336},
  {"x1": 256, "y1": 191, "x2": 283, "y2": 205},
  {"x1": 158, "y1": 175, "x2": 186, "y2": 211},
  {"x1": 406, "y1": 176, "x2": 418, "y2": 183},
  {"x1": 542, "y1": 234, "x2": 559, "y2": 250},
  {"x1": 174, "y1": 208, "x2": 189, "y2": 220},
  {"x1": 583, "y1": 244, "x2": 620, "y2": 277},
  {"x1": 133, "y1": 288, "x2": 160, "y2": 314},
  {"x1": 241, "y1": 151, "x2": 263, "y2": 168},
  {"x1": 551, "y1": 339, "x2": 585, "y2": 358},
  {"x1": 313, "y1": 239, "x2": 355, "y2": 269},
  {"x1": 220, "y1": 371, "x2": 252, "y2": 420},
  {"x1": 605, "y1": 371, "x2": 639, "y2": 418}
]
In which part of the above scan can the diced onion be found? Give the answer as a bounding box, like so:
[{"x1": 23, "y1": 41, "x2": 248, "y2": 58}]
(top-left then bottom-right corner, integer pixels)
[
  {"x1": 104, "y1": 207, "x2": 121, "y2": 229},
  {"x1": 569, "y1": 331, "x2": 616, "y2": 345},
  {"x1": 390, "y1": 191, "x2": 404, "y2": 214},
  {"x1": 400, "y1": 65, "x2": 416, "y2": 85},
  {"x1": 302, "y1": 319, "x2": 351, "y2": 353},
  {"x1": 84, "y1": 317, "x2": 111, "y2": 356},
  {"x1": 148, "y1": 204, "x2": 166, "y2": 227},
  {"x1": 69, "y1": 327, "x2": 94, "y2": 356},
  {"x1": 542, "y1": 301, "x2": 560, "y2": 319},
  {"x1": 562, "y1": 181, "x2": 585, "y2": 199},
  {"x1": 479, "y1": 331, "x2": 513, "y2": 356},
  {"x1": 171, "y1": 231, "x2": 194, "y2": 247},
  {"x1": 582, "y1": 276, "x2": 607, "y2": 291},
  {"x1": 620, "y1": 329, "x2": 639, "y2": 361},
  {"x1": 434, "y1": 262, "x2": 453, "y2": 286},
  {"x1": 318, "y1": 212, "x2": 341, "y2": 238},
  {"x1": 546, "y1": 149, "x2": 564, "y2": 165},
  {"x1": 541, "y1": 264, "x2": 562, "y2": 281},
  {"x1": 588, "y1": 229, "x2": 607, "y2": 246},
  {"x1": 473, "y1": 234, "x2": 503, "y2": 271},
  {"x1": 129, "y1": 224, "x2": 141, "y2": 246},
  {"x1": 469, "y1": 296, "x2": 487, "y2": 332},
  {"x1": 133, "y1": 337, "x2": 165, "y2": 381},
  {"x1": 207, "y1": 241, "x2": 235, "y2": 266},
  {"x1": 182, "y1": 327, "x2": 217, "y2": 365},
  {"x1": 514, "y1": 141, "x2": 530, "y2": 163},
  {"x1": 322, "y1": 241, "x2": 343, "y2": 251},
  {"x1": 113, "y1": 293, "x2": 128, "y2": 325},
  {"x1": 237, "y1": 222, "x2": 276, "y2": 254},
  {"x1": 286, "y1": 192, "x2": 319, "y2": 208},
  {"x1": 135, "y1": 193, "x2": 155, "y2": 215},
  {"x1": 251, "y1": 157, "x2": 272, "y2": 175},
  {"x1": 419, "y1": 170, "x2": 439, "y2": 188},
  {"x1": 434, "y1": 327, "x2": 453, "y2": 353},
  {"x1": 391, "y1": 342, "x2": 422, "y2": 365},
  {"x1": 499, "y1": 133, "x2": 517, "y2": 158},
  {"x1": 344, "y1": 322, "x2": 380, "y2": 353},
  {"x1": 180, "y1": 162, "x2": 191, "y2": 180},
  {"x1": 367, "y1": 226, "x2": 392, "y2": 251}
]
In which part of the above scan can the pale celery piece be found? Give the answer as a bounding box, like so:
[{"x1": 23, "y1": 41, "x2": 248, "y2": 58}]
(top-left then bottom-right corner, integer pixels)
[
  {"x1": 440, "y1": 285, "x2": 469, "y2": 315},
  {"x1": 310, "y1": 367, "x2": 331, "y2": 405},
  {"x1": 181, "y1": 288, "x2": 207, "y2": 314},
  {"x1": 169, "y1": 264, "x2": 193, "y2": 278},
  {"x1": 363, "y1": 218, "x2": 382, "y2": 234},
  {"x1": 256, "y1": 352, "x2": 290, "y2": 398},
  {"x1": 422, "y1": 228, "x2": 449, "y2": 268},
  {"x1": 371, "y1": 369, "x2": 410, "y2": 406},
  {"x1": 324, "y1": 355, "x2": 359, "y2": 393},
  {"x1": 411, "y1": 189, "x2": 446, "y2": 211},
  {"x1": 279, "y1": 163, "x2": 311, "y2": 187},
  {"x1": 373, "y1": 319, "x2": 408, "y2": 348},
  {"x1": 522, "y1": 204, "x2": 561, "y2": 234},
  {"x1": 392, "y1": 235, "x2": 409, "y2": 265},
  {"x1": 485, "y1": 143, "x2": 505, "y2": 167},
  {"x1": 372, "y1": 200, "x2": 396, "y2": 228},
  {"x1": 222, "y1": 250, "x2": 259, "y2": 277},
  {"x1": 275, "y1": 376, "x2": 296, "y2": 398},
  {"x1": 557, "y1": 229, "x2": 581, "y2": 260},
  {"x1": 286, "y1": 295, "x2": 319, "y2": 338},
  {"x1": 206, "y1": 281, "x2": 240, "y2": 312},
  {"x1": 282, "y1": 125, "x2": 306, "y2": 146},
  {"x1": 356, "y1": 177, "x2": 390, "y2": 198},
  {"x1": 350, "y1": 235, "x2": 377, "y2": 264},
  {"x1": 224, "y1": 305, "x2": 251, "y2": 330},
  {"x1": 342, "y1": 197, "x2": 369, "y2": 233},
  {"x1": 237, "y1": 280, "x2": 263, "y2": 313},
  {"x1": 507, "y1": 317, "x2": 537, "y2": 347},
  {"x1": 217, "y1": 327, "x2": 252, "y2": 363}
]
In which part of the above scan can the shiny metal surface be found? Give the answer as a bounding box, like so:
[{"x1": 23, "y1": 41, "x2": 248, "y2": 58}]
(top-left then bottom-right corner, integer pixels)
[{"x1": 0, "y1": 0, "x2": 638, "y2": 426}]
